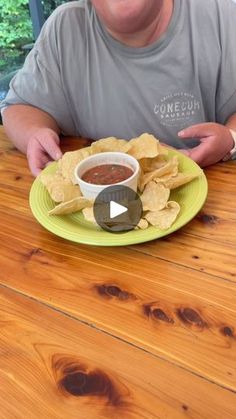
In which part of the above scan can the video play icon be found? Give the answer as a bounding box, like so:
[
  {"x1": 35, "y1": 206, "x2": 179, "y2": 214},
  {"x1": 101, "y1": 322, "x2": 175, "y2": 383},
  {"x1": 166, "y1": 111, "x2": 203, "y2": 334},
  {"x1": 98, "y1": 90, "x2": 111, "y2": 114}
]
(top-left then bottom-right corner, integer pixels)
[
  {"x1": 93, "y1": 185, "x2": 143, "y2": 233},
  {"x1": 110, "y1": 201, "x2": 128, "y2": 219}
]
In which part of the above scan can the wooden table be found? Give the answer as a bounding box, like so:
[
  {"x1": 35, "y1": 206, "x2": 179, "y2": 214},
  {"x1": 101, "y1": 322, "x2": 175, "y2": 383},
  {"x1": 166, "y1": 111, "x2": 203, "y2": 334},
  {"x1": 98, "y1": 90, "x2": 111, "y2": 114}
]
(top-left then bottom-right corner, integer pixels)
[{"x1": 0, "y1": 125, "x2": 236, "y2": 419}]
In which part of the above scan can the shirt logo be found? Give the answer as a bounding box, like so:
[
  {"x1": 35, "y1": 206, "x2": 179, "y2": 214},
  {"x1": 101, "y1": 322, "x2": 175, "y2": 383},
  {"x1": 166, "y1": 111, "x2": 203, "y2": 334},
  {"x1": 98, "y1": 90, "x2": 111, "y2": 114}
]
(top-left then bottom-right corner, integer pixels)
[{"x1": 154, "y1": 92, "x2": 201, "y2": 127}]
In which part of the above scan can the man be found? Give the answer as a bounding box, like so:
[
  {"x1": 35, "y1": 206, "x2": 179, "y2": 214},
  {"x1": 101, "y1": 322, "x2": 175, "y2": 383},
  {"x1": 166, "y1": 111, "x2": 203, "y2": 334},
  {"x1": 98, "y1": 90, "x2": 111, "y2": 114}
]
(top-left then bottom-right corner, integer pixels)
[{"x1": 1, "y1": 0, "x2": 236, "y2": 176}]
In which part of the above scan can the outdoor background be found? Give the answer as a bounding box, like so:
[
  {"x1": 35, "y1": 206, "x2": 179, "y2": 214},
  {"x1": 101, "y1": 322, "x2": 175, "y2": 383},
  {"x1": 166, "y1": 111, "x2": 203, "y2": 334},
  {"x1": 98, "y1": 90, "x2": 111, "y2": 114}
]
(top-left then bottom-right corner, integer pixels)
[{"x1": 0, "y1": 0, "x2": 69, "y2": 78}]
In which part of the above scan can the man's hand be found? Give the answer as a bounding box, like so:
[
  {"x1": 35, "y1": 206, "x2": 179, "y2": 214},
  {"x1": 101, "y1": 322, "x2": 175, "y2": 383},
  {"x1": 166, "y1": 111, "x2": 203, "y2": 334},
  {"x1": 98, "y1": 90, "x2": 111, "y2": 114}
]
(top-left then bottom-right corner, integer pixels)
[
  {"x1": 27, "y1": 128, "x2": 62, "y2": 176},
  {"x1": 178, "y1": 122, "x2": 234, "y2": 167}
]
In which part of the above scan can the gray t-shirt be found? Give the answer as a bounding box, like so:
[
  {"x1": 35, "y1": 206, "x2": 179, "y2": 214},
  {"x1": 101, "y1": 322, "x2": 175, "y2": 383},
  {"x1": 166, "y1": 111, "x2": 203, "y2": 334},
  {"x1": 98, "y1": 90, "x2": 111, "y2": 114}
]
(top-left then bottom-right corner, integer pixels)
[{"x1": 1, "y1": 0, "x2": 236, "y2": 148}]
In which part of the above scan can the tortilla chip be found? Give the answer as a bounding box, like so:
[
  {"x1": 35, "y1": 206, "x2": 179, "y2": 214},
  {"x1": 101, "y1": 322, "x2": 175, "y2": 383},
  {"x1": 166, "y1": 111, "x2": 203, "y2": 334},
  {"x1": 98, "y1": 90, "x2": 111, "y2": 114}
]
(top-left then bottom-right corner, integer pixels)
[
  {"x1": 48, "y1": 197, "x2": 93, "y2": 215},
  {"x1": 140, "y1": 181, "x2": 170, "y2": 211},
  {"x1": 82, "y1": 207, "x2": 97, "y2": 224},
  {"x1": 139, "y1": 156, "x2": 179, "y2": 191},
  {"x1": 58, "y1": 147, "x2": 92, "y2": 183},
  {"x1": 128, "y1": 133, "x2": 161, "y2": 160},
  {"x1": 139, "y1": 155, "x2": 168, "y2": 172},
  {"x1": 144, "y1": 201, "x2": 180, "y2": 230},
  {"x1": 155, "y1": 172, "x2": 200, "y2": 190},
  {"x1": 40, "y1": 173, "x2": 81, "y2": 202},
  {"x1": 90, "y1": 137, "x2": 131, "y2": 153},
  {"x1": 135, "y1": 218, "x2": 149, "y2": 230}
]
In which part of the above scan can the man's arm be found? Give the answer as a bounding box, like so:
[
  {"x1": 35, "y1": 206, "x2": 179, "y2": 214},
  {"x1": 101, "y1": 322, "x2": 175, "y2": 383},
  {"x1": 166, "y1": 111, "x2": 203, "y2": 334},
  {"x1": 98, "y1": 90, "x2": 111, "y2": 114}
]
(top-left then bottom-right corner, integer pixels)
[{"x1": 2, "y1": 104, "x2": 62, "y2": 176}]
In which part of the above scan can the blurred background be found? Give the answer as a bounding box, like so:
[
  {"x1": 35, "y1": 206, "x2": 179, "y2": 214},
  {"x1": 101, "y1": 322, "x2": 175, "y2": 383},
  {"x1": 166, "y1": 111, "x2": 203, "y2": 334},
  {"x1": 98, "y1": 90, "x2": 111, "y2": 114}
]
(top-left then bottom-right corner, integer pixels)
[
  {"x1": 0, "y1": 0, "x2": 71, "y2": 105},
  {"x1": 0, "y1": 0, "x2": 72, "y2": 77}
]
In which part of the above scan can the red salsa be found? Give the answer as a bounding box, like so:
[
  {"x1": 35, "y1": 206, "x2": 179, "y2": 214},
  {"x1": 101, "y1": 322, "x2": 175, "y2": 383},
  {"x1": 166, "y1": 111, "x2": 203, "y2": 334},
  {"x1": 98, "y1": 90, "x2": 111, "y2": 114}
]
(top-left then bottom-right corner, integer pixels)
[{"x1": 82, "y1": 164, "x2": 134, "y2": 185}]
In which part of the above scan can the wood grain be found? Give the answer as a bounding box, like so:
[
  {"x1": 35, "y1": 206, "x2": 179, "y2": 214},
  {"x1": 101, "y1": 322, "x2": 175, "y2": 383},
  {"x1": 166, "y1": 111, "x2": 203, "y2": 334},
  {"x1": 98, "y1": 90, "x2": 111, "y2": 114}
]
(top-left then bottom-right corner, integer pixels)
[
  {"x1": 132, "y1": 231, "x2": 236, "y2": 281},
  {"x1": 1, "y1": 286, "x2": 236, "y2": 419},
  {"x1": 1, "y1": 126, "x2": 236, "y2": 418},
  {"x1": 1, "y1": 219, "x2": 236, "y2": 392}
]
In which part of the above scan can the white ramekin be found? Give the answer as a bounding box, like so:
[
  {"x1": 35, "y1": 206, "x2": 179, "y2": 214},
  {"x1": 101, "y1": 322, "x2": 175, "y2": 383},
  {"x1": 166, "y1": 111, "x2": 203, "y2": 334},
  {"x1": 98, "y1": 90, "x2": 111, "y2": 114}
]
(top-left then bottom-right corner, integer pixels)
[{"x1": 74, "y1": 152, "x2": 140, "y2": 199}]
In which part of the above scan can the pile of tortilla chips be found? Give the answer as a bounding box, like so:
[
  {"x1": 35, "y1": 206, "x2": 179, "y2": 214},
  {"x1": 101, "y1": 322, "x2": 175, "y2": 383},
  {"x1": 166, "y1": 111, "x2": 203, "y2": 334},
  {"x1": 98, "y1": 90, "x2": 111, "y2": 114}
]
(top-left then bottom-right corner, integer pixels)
[{"x1": 39, "y1": 133, "x2": 201, "y2": 230}]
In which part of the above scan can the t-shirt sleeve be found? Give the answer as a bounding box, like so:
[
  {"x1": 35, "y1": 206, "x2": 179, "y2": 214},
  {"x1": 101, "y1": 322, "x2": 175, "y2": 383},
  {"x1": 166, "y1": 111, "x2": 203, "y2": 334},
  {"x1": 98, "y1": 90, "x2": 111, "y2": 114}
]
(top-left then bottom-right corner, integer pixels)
[
  {"x1": 0, "y1": 9, "x2": 76, "y2": 135},
  {"x1": 215, "y1": 0, "x2": 236, "y2": 124}
]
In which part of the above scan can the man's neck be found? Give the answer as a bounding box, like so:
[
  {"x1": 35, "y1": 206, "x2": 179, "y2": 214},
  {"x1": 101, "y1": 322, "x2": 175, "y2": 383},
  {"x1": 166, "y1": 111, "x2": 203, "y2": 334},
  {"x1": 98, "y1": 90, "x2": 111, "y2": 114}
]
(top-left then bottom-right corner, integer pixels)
[{"x1": 106, "y1": 0, "x2": 174, "y2": 48}]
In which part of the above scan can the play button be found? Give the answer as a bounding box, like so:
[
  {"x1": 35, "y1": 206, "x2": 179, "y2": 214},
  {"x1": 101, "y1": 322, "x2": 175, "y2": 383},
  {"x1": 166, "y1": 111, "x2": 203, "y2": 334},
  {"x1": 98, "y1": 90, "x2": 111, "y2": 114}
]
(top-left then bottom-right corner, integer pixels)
[
  {"x1": 110, "y1": 201, "x2": 128, "y2": 219},
  {"x1": 93, "y1": 185, "x2": 143, "y2": 233}
]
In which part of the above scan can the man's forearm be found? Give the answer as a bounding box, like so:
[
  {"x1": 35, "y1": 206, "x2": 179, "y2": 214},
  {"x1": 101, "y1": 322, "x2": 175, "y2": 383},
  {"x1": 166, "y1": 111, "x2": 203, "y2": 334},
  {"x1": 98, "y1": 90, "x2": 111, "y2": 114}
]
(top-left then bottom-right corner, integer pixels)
[{"x1": 2, "y1": 104, "x2": 60, "y2": 154}]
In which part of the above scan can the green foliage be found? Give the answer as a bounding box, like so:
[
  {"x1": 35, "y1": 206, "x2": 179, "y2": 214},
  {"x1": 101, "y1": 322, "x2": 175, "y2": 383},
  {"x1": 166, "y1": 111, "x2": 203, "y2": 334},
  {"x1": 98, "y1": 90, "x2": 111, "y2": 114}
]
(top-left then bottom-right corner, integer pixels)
[
  {"x1": 0, "y1": 0, "x2": 70, "y2": 76},
  {"x1": 0, "y1": 0, "x2": 33, "y2": 75},
  {"x1": 0, "y1": 0, "x2": 33, "y2": 48}
]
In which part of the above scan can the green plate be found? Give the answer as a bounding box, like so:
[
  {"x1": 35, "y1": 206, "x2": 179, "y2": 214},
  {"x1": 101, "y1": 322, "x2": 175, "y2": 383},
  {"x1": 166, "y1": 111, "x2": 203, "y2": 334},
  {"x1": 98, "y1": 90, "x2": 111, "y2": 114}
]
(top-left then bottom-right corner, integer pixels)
[{"x1": 29, "y1": 150, "x2": 208, "y2": 246}]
